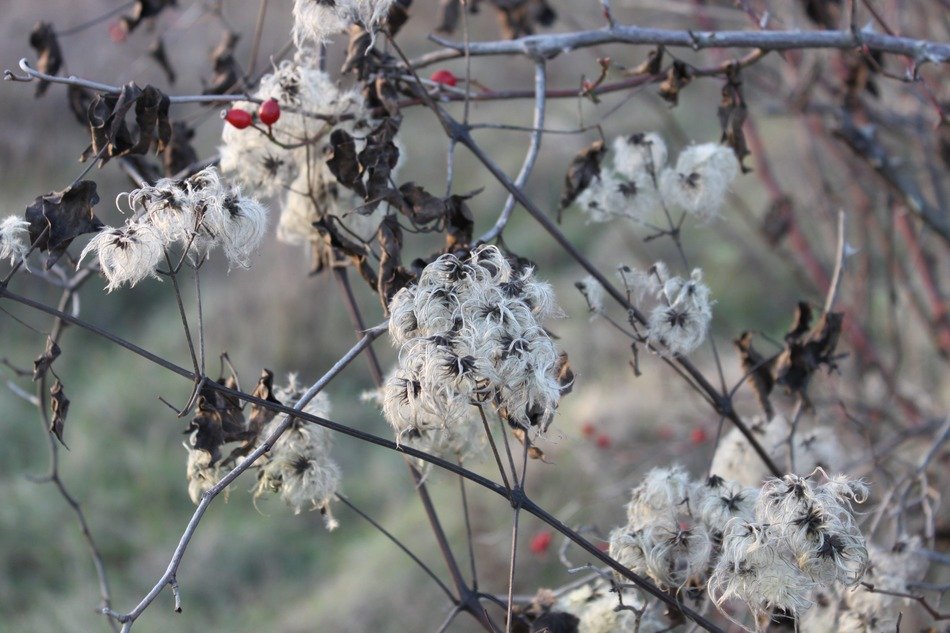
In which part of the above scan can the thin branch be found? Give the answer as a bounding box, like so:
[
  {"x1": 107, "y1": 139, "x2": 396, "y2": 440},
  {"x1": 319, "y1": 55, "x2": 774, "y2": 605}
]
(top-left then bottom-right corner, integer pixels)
[
  {"x1": 421, "y1": 23, "x2": 950, "y2": 64},
  {"x1": 479, "y1": 60, "x2": 547, "y2": 244},
  {"x1": 336, "y1": 493, "x2": 455, "y2": 600}
]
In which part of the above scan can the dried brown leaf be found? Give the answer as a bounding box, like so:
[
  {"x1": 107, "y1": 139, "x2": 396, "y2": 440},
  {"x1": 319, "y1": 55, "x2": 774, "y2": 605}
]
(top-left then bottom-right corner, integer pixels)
[
  {"x1": 49, "y1": 380, "x2": 69, "y2": 447},
  {"x1": 32, "y1": 337, "x2": 61, "y2": 382},
  {"x1": 560, "y1": 140, "x2": 606, "y2": 210},
  {"x1": 658, "y1": 60, "x2": 692, "y2": 106},
  {"x1": 25, "y1": 180, "x2": 103, "y2": 269},
  {"x1": 735, "y1": 331, "x2": 774, "y2": 419},
  {"x1": 29, "y1": 22, "x2": 62, "y2": 98}
]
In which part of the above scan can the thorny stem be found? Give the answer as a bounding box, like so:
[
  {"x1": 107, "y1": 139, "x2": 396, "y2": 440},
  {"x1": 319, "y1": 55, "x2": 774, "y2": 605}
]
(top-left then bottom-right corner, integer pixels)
[{"x1": 0, "y1": 287, "x2": 722, "y2": 631}]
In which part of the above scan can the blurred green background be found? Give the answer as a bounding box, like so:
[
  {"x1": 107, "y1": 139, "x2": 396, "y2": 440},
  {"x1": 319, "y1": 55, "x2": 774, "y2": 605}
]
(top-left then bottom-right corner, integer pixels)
[{"x1": 1, "y1": 1, "x2": 919, "y2": 632}]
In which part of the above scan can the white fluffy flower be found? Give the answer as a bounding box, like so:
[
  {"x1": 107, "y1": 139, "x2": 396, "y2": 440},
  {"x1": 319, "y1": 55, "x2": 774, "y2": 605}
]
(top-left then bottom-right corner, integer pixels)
[
  {"x1": 645, "y1": 267, "x2": 713, "y2": 356},
  {"x1": 381, "y1": 246, "x2": 564, "y2": 457},
  {"x1": 659, "y1": 143, "x2": 739, "y2": 221},
  {"x1": 292, "y1": 0, "x2": 396, "y2": 45},
  {"x1": 0, "y1": 215, "x2": 31, "y2": 266},
  {"x1": 612, "y1": 132, "x2": 668, "y2": 180},
  {"x1": 221, "y1": 52, "x2": 368, "y2": 198},
  {"x1": 255, "y1": 388, "x2": 341, "y2": 529},
  {"x1": 78, "y1": 221, "x2": 164, "y2": 291},
  {"x1": 184, "y1": 444, "x2": 219, "y2": 504},
  {"x1": 574, "y1": 169, "x2": 660, "y2": 224}
]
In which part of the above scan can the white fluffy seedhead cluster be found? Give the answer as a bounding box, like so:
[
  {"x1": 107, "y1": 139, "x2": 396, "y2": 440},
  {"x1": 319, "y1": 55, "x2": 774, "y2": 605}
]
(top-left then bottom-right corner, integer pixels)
[
  {"x1": 708, "y1": 472, "x2": 869, "y2": 629},
  {"x1": 555, "y1": 580, "x2": 664, "y2": 633},
  {"x1": 254, "y1": 377, "x2": 341, "y2": 530},
  {"x1": 292, "y1": 0, "x2": 396, "y2": 45},
  {"x1": 609, "y1": 466, "x2": 758, "y2": 592},
  {"x1": 79, "y1": 167, "x2": 267, "y2": 290},
  {"x1": 219, "y1": 51, "x2": 390, "y2": 252},
  {"x1": 710, "y1": 415, "x2": 847, "y2": 486},
  {"x1": 574, "y1": 133, "x2": 739, "y2": 224},
  {"x1": 383, "y1": 246, "x2": 564, "y2": 458},
  {"x1": 658, "y1": 142, "x2": 740, "y2": 221},
  {"x1": 801, "y1": 535, "x2": 928, "y2": 632},
  {"x1": 220, "y1": 51, "x2": 367, "y2": 197},
  {"x1": 0, "y1": 215, "x2": 31, "y2": 266},
  {"x1": 621, "y1": 262, "x2": 713, "y2": 356},
  {"x1": 608, "y1": 466, "x2": 869, "y2": 631}
]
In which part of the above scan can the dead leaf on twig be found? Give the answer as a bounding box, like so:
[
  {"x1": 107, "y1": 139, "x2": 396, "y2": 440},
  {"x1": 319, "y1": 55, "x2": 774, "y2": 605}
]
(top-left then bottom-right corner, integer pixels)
[
  {"x1": 560, "y1": 140, "x2": 606, "y2": 211},
  {"x1": 25, "y1": 180, "x2": 103, "y2": 269},
  {"x1": 50, "y1": 380, "x2": 69, "y2": 447},
  {"x1": 29, "y1": 22, "x2": 62, "y2": 98}
]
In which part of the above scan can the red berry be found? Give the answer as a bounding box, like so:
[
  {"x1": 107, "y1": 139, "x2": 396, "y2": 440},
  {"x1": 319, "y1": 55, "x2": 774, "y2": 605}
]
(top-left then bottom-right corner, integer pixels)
[
  {"x1": 109, "y1": 20, "x2": 127, "y2": 44},
  {"x1": 690, "y1": 427, "x2": 708, "y2": 445},
  {"x1": 224, "y1": 108, "x2": 253, "y2": 129},
  {"x1": 596, "y1": 434, "x2": 612, "y2": 449},
  {"x1": 430, "y1": 69, "x2": 458, "y2": 87},
  {"x1": 530, "y1": 531, "x2": 552, "y2": 556},
  {"x1": 258, "y1": 98, "x2": 281, "y2": 126},
  {"x1": 581, "y1": 421, "x2": 596, "y2": 438}
]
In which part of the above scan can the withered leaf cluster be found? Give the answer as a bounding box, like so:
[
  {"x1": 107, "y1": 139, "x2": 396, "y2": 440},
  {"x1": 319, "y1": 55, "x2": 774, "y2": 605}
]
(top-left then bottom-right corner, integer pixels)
[
  {"x1": 717, "y1": 65, "x2": 751, "y2": 173},
  {"x1": 32, "y1": 337, "x2": 61, "y2": 382},
  {"x1": 560, "y1": 140, "x2": 606, "y2": 211},
  {"x1": 29, "y1": 21, "x2": 62, "y2": 98},
  {"x1": 185, "y1": 370, "x2": 282, "y2": 466},
  {"x1": 120, "y1": 0, "x2": 178, "y2": 35},
  {"x1": 510, "y1": 589, "x2": 579, "y2": 633},
  {"x1": 148, "y1": 37, "x2": 176, "y2": 84},
  {"x1": 203, "y1": 31, "x2": 241, "y2": 96},
  {"x1": 25, "y1": 180, "x2": 103, "y2": 269},
  {"x1": 81, "y1": 83, "x2": 171, "y2": 167},
  {"x1": 49, "y1": 380, "x2": 69, "y2": 447},
  {"x1": 342, "y1": 0, "x2": 413, "y2": 77},
  {"x1": 658, "y1": 60, "x2": 692, "y2": 106},
  {"x1": 736, "y1": 302, "x2": 845, "y2": 416},
  {"x1": 436, "y1": 0, "x2": 557, "y2": 39}
]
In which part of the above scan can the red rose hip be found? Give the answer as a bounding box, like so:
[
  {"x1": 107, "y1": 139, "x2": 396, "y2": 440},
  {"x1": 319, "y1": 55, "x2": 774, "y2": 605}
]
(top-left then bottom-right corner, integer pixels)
[
  {"x1": 430, "y1": 69, "x2": 458, "y2": 87},
  {"x1": 258, "y1": 98, "x2": 281, "y2": 126},
  {"x1": 224, "y1": 108, "x2": 253, "y2": 129}
]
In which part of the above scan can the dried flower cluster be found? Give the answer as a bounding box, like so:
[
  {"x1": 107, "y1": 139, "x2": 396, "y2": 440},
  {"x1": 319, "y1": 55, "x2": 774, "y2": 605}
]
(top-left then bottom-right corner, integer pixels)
[
  {"x1": 555, "y1": 580, "x2": 667, "y2": 633},
  {"x1": 184, "y1": 375, "x2": 341, "y2": 530},
  {"x1": 801, "y1": 535, "x2": 929, "y2": 632},
  {"x1": 0, "y1": 215, "x2": 31, "y2": 266},
  {"x1": 619, "y1": 261, "x2": 714, "y2": 356},
  {"x1": 710, "y1": 414, "x2": 847, "y2": 486},
  {"x1": 292, "y1": 0, "x2": 396, "y2": 45},
  {"x1": 253, "y1": 378, "x2": 341, "y2": 529},
  {"x1": 382, "y1": 246, "x2": 564, "y2": 458},
  {"x1": 608, "y1": 466, "x2": 869, "y2": 631},
  {"x1": 78, "y1": 167, "x2": 267, "y2": 290},
  {"x1": 219, "y1": 51, "x2": 391, "y2": 254},
  {"x1": 574, "y1": 133, "x2": 739, "y2": 224}
]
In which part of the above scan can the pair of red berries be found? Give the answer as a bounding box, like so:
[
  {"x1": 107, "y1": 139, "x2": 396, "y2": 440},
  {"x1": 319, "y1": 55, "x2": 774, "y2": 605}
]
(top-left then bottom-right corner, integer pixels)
[{"x1": 224, "y1": 98, "x2": 281, "y2": 129}]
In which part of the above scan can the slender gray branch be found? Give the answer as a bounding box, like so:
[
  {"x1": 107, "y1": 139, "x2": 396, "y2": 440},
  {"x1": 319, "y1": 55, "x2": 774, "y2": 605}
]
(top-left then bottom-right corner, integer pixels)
[
  {"x1": 479, "y1": 61, "x2": 547, "y2": 243},
  {"x1": 105, "y1": 325, "x2": 387, "y2": 631},
  {"x1": 417, "y1": 23, "x2": 950, "y2": 66}
]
